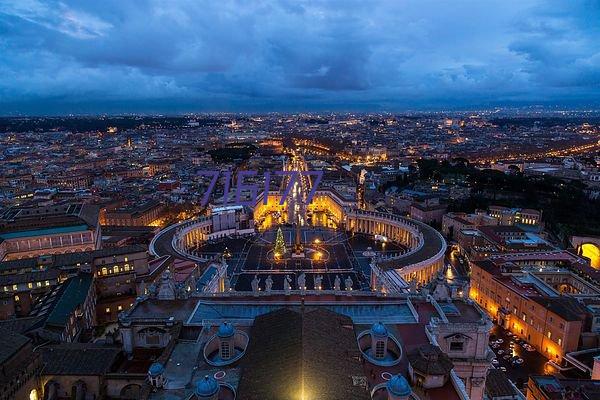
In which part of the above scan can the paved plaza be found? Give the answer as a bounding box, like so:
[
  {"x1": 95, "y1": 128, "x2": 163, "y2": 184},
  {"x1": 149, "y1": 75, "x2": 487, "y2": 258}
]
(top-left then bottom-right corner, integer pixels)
[{"x1": 194, "y1": 226, "x2": 405, "y2": 291}]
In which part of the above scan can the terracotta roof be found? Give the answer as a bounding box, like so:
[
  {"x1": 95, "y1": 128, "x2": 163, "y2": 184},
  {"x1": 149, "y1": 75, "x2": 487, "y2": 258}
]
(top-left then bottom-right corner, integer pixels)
[
  {"x1": 528, "y1": 296, "x2": 588, "y2": 322},
  {"x1": 407, "y1": 344, "x2": 453, "y2": 376},
  {"x1": 486, "y1": 369, "x2": 516, "y2": 398}
]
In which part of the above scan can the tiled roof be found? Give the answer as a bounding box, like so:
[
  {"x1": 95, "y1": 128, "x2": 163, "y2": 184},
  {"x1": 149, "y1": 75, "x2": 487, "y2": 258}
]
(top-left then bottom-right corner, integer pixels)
[
  {"x1": 407, "y1": 344, "x2": 454, "y2": 376},
  {"x1": 0, "y1": 327, "x2": 30, "y2": 365},
  {"x1": 238, "y1": 307, "x2": 369, "y2": 400},
  {"x1": 528, "y1": 296, "x2": 588, "y2": 322},
  {"x1": 45, "y1": 273, "x2": 93, "y2": 327},
  {"x1": 485, "y1": 369, "x2": 516, "y2": 398},
  {"x1": 39, "y1": 344, "x2": 120, "y2": 375}
]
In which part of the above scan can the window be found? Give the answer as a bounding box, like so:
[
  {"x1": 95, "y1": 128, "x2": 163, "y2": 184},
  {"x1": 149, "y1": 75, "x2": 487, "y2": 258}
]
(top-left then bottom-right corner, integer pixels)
[
  {"x1": 450, "y1": 341, "x2": 464, "y2": 351},
  {"x1": 558, "y1": 338, "x2": 562, "y2": 346},
  {"x1": 375, "y1": 340, "x2": 385, "y2": 358},
  {"x1": 102, "y1": 267, "x2": 108, "y2": 276},
  {"x1": 105, "y1": 307, "x2": 111, "y2": 313},
  {"x1": 547, "y1": 331, "x2": 552, "y2": 339},
  {"x1": 36, "y1": 282, "x2": 41, "y2": 287},
  {"x1": 12, "y1": 284, "x2": 17, "y2": 291},
  {"x1": 146, "y1": 335, "x2": 160, "y2": 345},
  {"x1": 14, "y1": 295, "x2": 20, "y2": 302},
  {"x1": 45, "y1": 280, "x2": 50, "y2": 286},
  {"x1": 28, "y1": 282, "x2": 33, "y2": 289},
  {"x1": 117, "y1": 305, "x2": 123, "y2": 311},
  {"x1": 220, "y1": 341, "x2": 231, "y2": 359}
]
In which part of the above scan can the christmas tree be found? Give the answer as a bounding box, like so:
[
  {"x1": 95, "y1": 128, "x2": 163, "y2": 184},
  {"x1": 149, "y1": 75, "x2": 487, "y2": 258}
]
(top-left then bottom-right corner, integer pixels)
[{"x1": 274, "y1": 227, "x2": 286, "y2": 258}]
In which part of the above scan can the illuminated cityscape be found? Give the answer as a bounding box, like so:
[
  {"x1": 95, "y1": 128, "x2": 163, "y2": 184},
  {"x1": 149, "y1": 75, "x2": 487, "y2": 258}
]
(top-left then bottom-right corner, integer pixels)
[{"x1": 1, "y1": 2, "x2": 600, "y2": 400}]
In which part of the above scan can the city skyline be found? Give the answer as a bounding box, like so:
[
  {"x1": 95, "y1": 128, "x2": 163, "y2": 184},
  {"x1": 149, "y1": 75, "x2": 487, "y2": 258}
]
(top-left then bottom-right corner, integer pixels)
[
  {"x1": 2, "y1": 2, "x2": 600, "y2": 400},
  {"x1": 1, "y1": 0, "x2": 600, "y2": 115}
]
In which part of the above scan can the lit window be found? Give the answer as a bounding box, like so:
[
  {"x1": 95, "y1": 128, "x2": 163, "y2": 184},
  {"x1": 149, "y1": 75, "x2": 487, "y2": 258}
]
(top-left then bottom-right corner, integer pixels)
[
  {"x1": 547, "y1": 331, "x2": 552, "y2": 339},
  {"x1": 105, "y1": 307, "x2": 111, "y2": 313},
  {"x1": 28, "y1": 282, "x2": 33, "y2": 289},
  {"x1": 102, "y1": 267, "x2": 108, "y2": 275},
  {"x1": 14, "y1": 295, "x2": 20, "y2": 302},
  {"x1": 36, "y1": 282, "x2": 42, "y2": 287},
  {"x1": 12, "y1": 284, "x2": 17, "y2": 291},
  {"x1": 118, "y1": 305, "x2": 123, "y2": 311},
  {"x1": 124, "y1": 257, "x2": 128, "y2": 262},
  {"x1": 558, "y1": 338, "x2": 562, "y2": 346},
  {"x1": 45, "y1": 280, "x2": 50, "y2": 286}
]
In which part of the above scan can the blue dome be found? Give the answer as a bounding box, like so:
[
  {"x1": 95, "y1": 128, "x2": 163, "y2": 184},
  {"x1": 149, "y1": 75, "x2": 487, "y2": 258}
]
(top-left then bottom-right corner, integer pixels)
[
  {"x1": 217, "y1": 322, "x2": 235, "y2": 338},
  {"x1": 371, "y1": 322, "x2": 388, "y2": 336},
  {"x1": 148, "y1": 362, "x2": 164, "y2": 376},
  {"x1": 195, "y1": 375, "x2": 219, "y2": 397},
  {"x1": 387, "y1": 374, "x2": 411, "y2": 397}
]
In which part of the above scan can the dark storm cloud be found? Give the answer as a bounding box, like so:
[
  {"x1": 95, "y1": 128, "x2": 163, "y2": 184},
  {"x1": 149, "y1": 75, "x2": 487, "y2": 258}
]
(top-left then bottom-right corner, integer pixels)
[{"x1": 0, "y1": 0, "x2": 599, "y2": 114}]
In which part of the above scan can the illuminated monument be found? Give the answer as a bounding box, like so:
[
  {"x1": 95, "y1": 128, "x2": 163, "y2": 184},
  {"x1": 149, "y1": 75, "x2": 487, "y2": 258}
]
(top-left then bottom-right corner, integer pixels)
[
  {"x1": 151, "y1": 155, "x2": 446, "y2": 292},
  {"x1": 292, "y1": 217, "x2": 305, "y2": 258}
]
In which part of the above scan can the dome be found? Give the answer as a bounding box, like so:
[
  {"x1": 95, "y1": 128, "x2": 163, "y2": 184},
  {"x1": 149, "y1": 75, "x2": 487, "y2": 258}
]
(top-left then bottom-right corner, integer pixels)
[
  {"x1": 148, "y1": 362, "x2": 164, "y2": 376},
  {"x1": 371, "y1": 322, "x2": 388, "y2": 336},
  {"x1": 195, "y1": 375, "x2": 219, "y2": 397},
  {"x1": 217, "y1": 322, "x2": 235, "y2": 338},
  {"x1": 387, "y1": 374, "x2": 411, "y2": 397}
]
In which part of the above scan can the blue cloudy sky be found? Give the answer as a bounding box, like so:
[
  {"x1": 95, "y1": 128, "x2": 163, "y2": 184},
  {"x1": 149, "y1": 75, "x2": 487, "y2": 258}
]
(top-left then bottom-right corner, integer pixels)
[{"x1": 0, "y1": 0, "x2": 599, "y2": 115}]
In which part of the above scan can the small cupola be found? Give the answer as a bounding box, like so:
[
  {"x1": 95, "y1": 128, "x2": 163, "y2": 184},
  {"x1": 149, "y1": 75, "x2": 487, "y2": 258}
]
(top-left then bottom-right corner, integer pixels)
[
  {"x1": 371, "y1": 322, "x2": 389, "y2": 360},
  {"x1": 387, "y1": 374, "x2": 412, "y2": 400},
  {"x1": 147, "y1": 362, "x2": 165, "y2": 388},
  {"x1": 194, "y1": 375, "x2": 219, "y2": 400},
  {"x1": 217, "y1": 322, "x2": 235, "y2": 361}
]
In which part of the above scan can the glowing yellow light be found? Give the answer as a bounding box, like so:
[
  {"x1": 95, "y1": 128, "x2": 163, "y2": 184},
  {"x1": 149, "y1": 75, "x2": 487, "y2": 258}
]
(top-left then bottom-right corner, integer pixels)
[{"x1": 580, "y1": 243, "x2": 600, "y2": 269}]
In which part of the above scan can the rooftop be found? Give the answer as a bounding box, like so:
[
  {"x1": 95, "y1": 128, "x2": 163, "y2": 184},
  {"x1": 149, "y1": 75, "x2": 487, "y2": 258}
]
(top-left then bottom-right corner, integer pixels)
[
  {"x1": 237, "y1": 307, "x2": 370, "y2": 400},
  {"x1": 0, "y1": 327, "x2": 30, "y2": 365},
  {"x1": 39, "y1": 343, "x2": 121, "y2": 375},
  {"x1": 45, "y1": 273, "x2": 93, "y2": 327}
]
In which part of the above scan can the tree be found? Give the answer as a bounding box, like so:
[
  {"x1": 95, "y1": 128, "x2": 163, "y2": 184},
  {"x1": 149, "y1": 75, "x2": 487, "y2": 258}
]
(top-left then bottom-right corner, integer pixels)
[{"x1": 274, "y1": 227, "x2": 286, "y2": 257}]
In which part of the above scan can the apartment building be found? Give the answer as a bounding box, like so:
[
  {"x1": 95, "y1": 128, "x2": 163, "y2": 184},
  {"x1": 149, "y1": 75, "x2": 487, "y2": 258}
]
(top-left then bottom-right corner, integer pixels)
[{"x1": 470, "y1": 260, "x2": 589, "y2": 363}]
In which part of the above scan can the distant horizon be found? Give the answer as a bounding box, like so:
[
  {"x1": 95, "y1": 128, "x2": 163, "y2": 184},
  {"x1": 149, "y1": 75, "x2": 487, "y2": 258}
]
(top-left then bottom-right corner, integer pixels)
[{"x1": 3, "y1": 103, "x2": 600, "y2": 119}]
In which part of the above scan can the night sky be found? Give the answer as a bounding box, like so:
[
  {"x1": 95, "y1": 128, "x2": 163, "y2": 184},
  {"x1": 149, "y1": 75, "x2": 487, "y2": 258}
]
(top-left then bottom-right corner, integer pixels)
[{"x1": 1, "y1": 0, "x2": 599, "y2": 115}]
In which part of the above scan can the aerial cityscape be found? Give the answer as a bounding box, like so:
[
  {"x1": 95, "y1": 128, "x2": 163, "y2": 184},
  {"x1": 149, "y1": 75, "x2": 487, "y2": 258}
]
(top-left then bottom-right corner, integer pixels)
[{"x1": 1, "y1": 2, "x2": 600, "y2": 400}]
